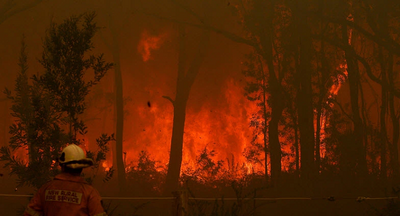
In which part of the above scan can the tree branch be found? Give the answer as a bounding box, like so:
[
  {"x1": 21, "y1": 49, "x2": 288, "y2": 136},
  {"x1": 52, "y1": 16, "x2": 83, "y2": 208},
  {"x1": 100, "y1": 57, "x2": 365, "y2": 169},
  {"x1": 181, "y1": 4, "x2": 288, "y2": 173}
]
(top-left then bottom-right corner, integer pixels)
[
  {"x1": 168, "y1": 0, "x2": 205, "y2": 24},
  {"x1": 330, "y1": 98, "x2": 354, "y2": 122},
  {"x1": 0, "y1": 0, "x2": 43, "y2": 25},
  {"x1": 136, "y1": 9, "x2": 261, "y2": 52},
  {"x1": 162, "y1": 95, "x2": 175, "y2": 105},
  {"x1": 310, "y1": 13, "x2": 400, "y2": 56},
  {"x1": 318, "y1": 35, "x2": 400, "y2": 98}
]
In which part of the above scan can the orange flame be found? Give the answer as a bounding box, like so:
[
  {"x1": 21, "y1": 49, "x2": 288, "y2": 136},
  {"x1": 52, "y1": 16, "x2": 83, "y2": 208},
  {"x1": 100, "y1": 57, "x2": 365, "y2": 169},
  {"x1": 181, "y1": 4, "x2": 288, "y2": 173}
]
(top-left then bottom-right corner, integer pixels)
[{"x1": 118, "y1": 78, "x2": 297, "y2": 176}]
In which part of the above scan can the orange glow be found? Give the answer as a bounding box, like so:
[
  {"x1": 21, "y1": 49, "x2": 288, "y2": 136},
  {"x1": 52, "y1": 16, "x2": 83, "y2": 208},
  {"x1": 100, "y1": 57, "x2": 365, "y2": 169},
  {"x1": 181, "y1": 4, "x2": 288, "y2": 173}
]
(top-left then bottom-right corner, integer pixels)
[
  {"x1": 7, "y1": 22, "x2": 353, "y2": 180},
  {"x1": 122, "y1": 78, "x2": 263, "y2": 175},
  {"x1": 13, "y1": 147, "x2": 29, "y2": 166},
  {"x1": 102, "y1": 161, "x2": 110, "y2": 172},
  {"x1": 104, "y1": 76, "x2": 301, "y2": 177},
  {"x1": 137, "y1": 30, "x2": 168, "y2": 62},
  {"x1": 318, "y1": 15, "x2": 353, "y2": 163},
  {"x1": 182, "y1": 78, "x2": 262, "y2": 174}
]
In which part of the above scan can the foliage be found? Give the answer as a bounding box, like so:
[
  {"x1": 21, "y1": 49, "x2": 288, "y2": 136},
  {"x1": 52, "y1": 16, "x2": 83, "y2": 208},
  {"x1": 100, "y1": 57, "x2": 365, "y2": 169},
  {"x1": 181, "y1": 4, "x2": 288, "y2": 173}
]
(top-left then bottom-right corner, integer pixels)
[
  {"x1": 320, "y1": 107, "x2": 348, "y2": 174},
  {"x1": 0, "y1": 12, "x2": 112, "y2": 188},
  {"x1": 37, "y1": 11, "x2": 113, "y2": 141},
  {"x1": 1, "y1": 36, "x2": 65, "y2": 188},
  {"x1": 126, "y1": 150, "x2": 167, "y2": 194},
  {"x1": 241, "y1": 51, "x2": 269, "y2": 172},
  {"x1": 84, "y1": 133, "x2": 115, "y2": 184},
  {"x1": 182, "y1": 147, "x2": 227, "y2": 184}
]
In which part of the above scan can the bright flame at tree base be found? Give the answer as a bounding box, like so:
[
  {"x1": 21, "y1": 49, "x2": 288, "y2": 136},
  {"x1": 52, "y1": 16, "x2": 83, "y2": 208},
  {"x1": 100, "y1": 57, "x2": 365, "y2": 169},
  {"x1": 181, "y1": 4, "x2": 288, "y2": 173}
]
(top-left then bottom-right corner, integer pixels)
[{"x1": 99, "y1": 78, "x2": 299, "y2": 180}]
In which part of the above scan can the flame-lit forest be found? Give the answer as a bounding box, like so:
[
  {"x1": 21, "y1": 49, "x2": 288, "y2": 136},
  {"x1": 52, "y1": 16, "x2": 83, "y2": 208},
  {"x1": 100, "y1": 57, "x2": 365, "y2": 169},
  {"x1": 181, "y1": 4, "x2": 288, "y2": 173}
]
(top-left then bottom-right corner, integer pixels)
[{"x1": 1, "y1": 0, "x2": 400, "y2": 215}]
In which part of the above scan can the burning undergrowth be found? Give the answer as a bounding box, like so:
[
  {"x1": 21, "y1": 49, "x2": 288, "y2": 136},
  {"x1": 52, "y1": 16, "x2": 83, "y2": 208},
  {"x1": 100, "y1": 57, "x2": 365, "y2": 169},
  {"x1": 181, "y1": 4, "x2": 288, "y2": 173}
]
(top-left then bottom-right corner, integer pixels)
[{"x1": 114, "y1": 147, "x2": 268, "y2": 196}]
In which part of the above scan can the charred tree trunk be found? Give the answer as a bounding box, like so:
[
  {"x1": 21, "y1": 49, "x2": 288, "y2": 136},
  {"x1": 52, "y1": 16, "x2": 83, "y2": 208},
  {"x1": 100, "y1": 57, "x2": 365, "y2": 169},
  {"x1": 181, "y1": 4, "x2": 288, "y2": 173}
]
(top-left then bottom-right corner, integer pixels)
[
  {"x1": 163, "y1": 26, "x2": 210, "y2": 195},
  {"x1": 315, "y1": 23, "x2": 330, "y2": 174},
  {"x1": 164, "y1": 25, "x2": 187, "y2": 195},
  {"x1": 267, "y1": 81, "x2": 283, "y2": 187},
  {"x1": 342, "y1": 24, "x2": 367, "y2": 178},
  {"x1": 256, "y1": 0, "x2": 282, "y2": 188},
  {"x1": 388, "y1": 53, "x2": 400, "y2": 182},
  {"x1": 359, "y1": 65, "x2": 369, "y2": 177},
  {"x1": 164, "y1": 87, "x2": 189, "y2": 195},
  {"x1": 379, "y1": 47, "x2": 388, "y2": 182},
  {"x1": 293, "y1": 1, "x2": 315, "y2": 185},
  {"x1": 373, "y1": 3, "x2": 390, "y2": 180},
  {"x1": 380, "y1": 88, "x2": 388, "y2": 182},
  {"x1": 376, "y1": 3, "x2": 400, "y2": 183},
  {"x1": 260, "y1": 57, "x2": 270, "y2": 182}
]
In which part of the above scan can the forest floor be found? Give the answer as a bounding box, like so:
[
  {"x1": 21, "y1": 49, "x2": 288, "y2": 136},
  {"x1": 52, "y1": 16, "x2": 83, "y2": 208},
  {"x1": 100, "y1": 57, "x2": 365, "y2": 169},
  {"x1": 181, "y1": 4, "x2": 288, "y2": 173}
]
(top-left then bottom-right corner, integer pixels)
[{"x1": 0, "y1": 172, "x2": 395, "y2": 216}]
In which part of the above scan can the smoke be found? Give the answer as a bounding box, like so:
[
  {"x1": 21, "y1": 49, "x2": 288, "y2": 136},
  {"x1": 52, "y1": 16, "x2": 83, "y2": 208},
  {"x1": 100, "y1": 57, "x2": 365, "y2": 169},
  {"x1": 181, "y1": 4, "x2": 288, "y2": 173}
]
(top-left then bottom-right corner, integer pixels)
[{"x1": 137, "y1": 30, "x2": 169, "y2": 62}]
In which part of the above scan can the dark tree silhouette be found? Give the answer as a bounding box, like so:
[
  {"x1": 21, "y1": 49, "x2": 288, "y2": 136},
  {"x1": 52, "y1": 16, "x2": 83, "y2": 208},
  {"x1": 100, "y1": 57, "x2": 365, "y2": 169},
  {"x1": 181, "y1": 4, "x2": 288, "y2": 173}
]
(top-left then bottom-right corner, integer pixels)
[
  {"x1": 1, "y1": 12, "x2": 113, "y2": 188},
  {"x1": 1, "y1": 37, "x2": 64, "y2": 188},
  {"x1": 242, "y1": 52, "x2": 270, "y2": 181},
  {"x1": 342, "y1": 22, "x2": 368, "y2": 179},
  {"x1": 99, "y1": 0, "x2": 128, "y2": 195},
  {"x1": 233, "y1": 0, "x2": 284, "y2": 187},
  {"x1": 290, "y1": 0, "x2": 315, "y2": 186},
  {"x1": 38, "y1": 12, "x2": 112, "y2": 142},
  {"x1": 163, "y1": 25, "x2": 210, "y2": 195}
]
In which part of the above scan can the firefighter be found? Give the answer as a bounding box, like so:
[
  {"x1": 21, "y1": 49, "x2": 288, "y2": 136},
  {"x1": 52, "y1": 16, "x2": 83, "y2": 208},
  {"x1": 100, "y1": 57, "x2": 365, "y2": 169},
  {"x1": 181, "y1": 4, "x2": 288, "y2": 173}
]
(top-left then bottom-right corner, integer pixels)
[{"x1": 24, "y1": 144, "x2": 107, "y2": 216}]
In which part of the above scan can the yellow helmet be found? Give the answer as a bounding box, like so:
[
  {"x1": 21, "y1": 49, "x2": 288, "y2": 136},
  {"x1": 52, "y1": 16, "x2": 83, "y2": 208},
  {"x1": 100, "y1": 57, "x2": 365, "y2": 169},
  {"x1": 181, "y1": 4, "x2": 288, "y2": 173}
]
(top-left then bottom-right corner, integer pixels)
[{"x1": 58, "y1": 144, "x2": 94, "y2": 169}]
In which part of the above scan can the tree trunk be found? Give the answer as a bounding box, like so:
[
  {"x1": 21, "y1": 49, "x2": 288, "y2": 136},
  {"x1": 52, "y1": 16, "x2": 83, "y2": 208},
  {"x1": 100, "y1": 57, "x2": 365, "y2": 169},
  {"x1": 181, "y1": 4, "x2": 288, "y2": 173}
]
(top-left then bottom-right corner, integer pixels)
[
  {"x1": 164, "y1": 92, "x2": 189, "y2": 195},
  {"x1": 107, "y1": 5, "x2": 126, "y2": 193},
  {"x1": 379, "y1": 47, "x2": 388, "y2": 182},
  {"x1": 268, "y1": 90, "x2": 283, "y2": 187},
  {"x1": 259, "y1": 56, "x2": 269, "y2": 182},
  {"x1": 164, "y1": 26, "x2": 210, "y2": 195},
  {"x1": 342, "y1": 24, "x2": 367, "y2": 178},
  {"x1": 113, "y1": 51, "x2": 126, "y2": 194},
  {"x1": 376, "y1": 2, "x2": 399, "y2": 183},
  {"x1": 388, "y1": 53, "x2": 399, "y2": 182},
  {"x1": 380, "y1": 85, "x2": 388, "y2": 182},
  {"x1": 256, "y1": 0, "x2": 282, "y2": 188},
  {"x1": 293, "y1": 0, "x2": 315, "y2": 185},
  {"x1": 315, "y1": 27, "x2": 329, "y2": 174},
  {"x1": 359, "y1": 67, "x2": 369, "y2": 176}
]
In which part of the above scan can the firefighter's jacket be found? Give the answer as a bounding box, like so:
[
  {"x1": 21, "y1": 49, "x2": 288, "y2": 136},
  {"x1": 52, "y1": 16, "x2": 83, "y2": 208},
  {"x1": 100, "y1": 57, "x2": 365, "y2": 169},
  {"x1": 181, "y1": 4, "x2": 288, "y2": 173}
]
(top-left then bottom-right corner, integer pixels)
[{"x1": 23, "y1": 172, "x2": 107, "y2": 216}]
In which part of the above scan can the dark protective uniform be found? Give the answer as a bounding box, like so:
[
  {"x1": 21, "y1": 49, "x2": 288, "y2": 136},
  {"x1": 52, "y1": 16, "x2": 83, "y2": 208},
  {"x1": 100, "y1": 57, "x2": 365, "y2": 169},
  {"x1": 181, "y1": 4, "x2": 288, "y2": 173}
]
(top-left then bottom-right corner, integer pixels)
[{"x1": 23, "y1": 173, "x2": 107, "y2": 216}]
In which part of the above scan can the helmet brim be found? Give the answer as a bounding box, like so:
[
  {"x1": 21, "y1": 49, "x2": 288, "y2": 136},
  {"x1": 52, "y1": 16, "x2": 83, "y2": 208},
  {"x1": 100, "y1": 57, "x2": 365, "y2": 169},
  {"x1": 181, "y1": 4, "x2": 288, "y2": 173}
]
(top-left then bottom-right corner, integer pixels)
[{"x1": 60, "y1": 158, "x2": 94, "y2": 169}]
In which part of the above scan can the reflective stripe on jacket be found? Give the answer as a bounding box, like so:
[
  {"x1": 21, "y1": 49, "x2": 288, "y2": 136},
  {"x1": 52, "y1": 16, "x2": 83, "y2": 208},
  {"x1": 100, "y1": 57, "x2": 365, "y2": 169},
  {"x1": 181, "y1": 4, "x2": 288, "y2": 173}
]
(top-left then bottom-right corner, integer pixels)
[{"x1": 23, "y1": 173, "x2": 107, "y2": 216}]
